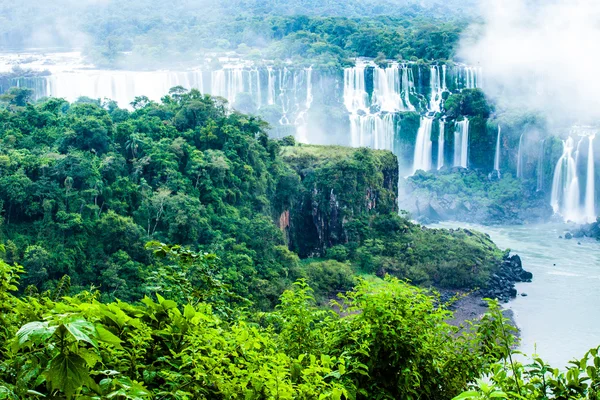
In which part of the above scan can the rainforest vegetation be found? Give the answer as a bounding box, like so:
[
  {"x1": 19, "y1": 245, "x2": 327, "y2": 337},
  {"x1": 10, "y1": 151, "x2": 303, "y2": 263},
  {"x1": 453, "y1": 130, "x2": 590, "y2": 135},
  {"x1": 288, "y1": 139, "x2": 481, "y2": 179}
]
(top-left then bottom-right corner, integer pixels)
[
  {"x1": 0, "y1": 0, "x2": 472, "y2": 67},
  {"x1": 0, "y1": 86, "x2": 599, "y2": 398}
]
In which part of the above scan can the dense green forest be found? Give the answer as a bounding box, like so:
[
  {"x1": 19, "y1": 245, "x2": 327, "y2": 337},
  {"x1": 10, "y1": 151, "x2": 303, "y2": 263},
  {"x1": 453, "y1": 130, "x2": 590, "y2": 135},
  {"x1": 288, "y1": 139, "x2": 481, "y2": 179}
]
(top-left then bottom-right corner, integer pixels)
[
  {"x1": 0, "y1": 87, "x2": 504, "y2": 309},
  {"x1": 0, "y1": 88, "x2": 599, "y2": 398},
  {"x1": 0, "y1": 0, "x2": 473, "y2": 67}
]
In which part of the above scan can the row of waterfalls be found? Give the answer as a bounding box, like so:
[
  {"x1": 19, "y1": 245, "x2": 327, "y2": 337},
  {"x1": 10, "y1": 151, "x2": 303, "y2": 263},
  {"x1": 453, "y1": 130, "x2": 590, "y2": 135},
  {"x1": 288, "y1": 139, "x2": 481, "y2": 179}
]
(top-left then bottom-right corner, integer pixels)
[{"x1": 2, "y1": 55, "x2": 597, "y2": 223}]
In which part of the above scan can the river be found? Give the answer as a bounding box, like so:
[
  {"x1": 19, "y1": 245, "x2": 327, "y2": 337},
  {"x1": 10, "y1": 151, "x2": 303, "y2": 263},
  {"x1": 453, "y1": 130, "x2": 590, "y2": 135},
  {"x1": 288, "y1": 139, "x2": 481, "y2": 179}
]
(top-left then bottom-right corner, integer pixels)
[{"x1": 431, "y1": 221, "x2": 600, "y2": 367}]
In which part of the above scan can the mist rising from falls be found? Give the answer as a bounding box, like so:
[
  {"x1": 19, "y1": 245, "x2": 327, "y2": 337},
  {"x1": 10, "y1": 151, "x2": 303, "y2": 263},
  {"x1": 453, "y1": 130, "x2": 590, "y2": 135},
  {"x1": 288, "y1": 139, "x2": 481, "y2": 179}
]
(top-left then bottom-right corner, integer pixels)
[
  {"x1": 413, "y1": 117, "x2": 433, "y2": 173},
  {"x1": 438, "y1": 121, "x2": 445, "y2": 170}
]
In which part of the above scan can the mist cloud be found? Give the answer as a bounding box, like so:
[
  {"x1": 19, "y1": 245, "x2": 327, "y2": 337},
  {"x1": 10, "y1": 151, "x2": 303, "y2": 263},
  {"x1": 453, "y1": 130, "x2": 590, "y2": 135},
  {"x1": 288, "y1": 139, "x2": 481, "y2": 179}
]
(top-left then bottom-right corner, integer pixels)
[{"x1": 458, "y1": 0, "x2": 600, "y2": 128}]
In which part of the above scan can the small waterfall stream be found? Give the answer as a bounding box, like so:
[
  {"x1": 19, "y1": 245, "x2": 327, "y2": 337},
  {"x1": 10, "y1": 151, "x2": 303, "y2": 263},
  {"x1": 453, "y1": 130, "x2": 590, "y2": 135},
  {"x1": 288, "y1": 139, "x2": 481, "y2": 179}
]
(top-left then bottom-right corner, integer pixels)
[{"x1": 413, "y1": 117, "x2": 434, "y2": 173}]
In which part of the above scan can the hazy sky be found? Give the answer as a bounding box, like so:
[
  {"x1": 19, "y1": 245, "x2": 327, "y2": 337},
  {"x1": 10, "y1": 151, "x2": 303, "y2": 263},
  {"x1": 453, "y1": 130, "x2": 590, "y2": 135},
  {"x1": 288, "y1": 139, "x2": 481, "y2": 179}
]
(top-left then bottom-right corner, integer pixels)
[{"x1": 459, "y1": 0, "x2": 600, "y2": 127}]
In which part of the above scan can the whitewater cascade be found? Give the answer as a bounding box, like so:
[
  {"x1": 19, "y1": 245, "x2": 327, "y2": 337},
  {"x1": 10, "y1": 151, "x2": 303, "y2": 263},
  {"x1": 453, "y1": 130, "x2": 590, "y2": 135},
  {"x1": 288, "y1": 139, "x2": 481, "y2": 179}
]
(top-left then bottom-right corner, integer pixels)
[
  {"x1": 551, "y1": 137, "x2": 581, "y2": 222},
  {"x1": 344, "y1": 62, "x2": 417, "y2": 150},
  {"x1": 429, "y1": 65, "x2": 446, "y2": 113},
  {"x1": 585, "y1": 135, "x2": 596, "y2": 222},
  {"x1": 454, "y1": 119, "x2": 470, "y2": 168},
  {"x1": 437, "y1": 121, "x2": 445, "y2": 170},
  {"x1": 46, "y1": 70, "x2": 205, "y2": 107},
  {"x1": 373, "y1": 63, "x2": 403, "y2": 112},
  {"x1": 494, "y1": 126, "x2": 501, "y2": 172},
  {"x1": 267, "y1": 67, "x2": 275, "y2": 105},
  {"x1": 516, "y1": 133, "x2": 524, "y2": 179},
  {"x1": 413, "y1": 118, "x2": 434, "y2": 173},
  {"x1": 463, "y1": 66, "x2": 482, "y2": 89}
]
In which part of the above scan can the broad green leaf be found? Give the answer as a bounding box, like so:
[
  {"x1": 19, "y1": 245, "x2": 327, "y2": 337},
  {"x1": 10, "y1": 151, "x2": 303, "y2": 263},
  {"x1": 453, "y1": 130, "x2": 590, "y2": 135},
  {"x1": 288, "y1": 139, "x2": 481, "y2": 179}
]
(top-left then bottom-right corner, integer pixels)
[
  {"x1": 95, "y1": 325, "x2": 122, "y2": 348},
  {"x1": 15, "y1": 321, "x2": 57, "y2": 349},
  {"x1": 45, "y1": 353, "x2": 90, "y2": 399},
  {"x1": 64, "y1": 319, "x2": 98, "y2": 348},
  {"x1": 452, "y1": 391, "x2": 480, "y2": 400}
]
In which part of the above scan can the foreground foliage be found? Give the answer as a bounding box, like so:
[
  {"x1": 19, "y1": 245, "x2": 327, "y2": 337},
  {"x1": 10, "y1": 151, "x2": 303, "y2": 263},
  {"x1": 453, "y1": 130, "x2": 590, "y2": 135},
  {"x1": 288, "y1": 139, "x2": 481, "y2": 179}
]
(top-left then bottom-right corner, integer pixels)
[{"x1": 1, "y1": 257, "x2": 507, "y2": 399}]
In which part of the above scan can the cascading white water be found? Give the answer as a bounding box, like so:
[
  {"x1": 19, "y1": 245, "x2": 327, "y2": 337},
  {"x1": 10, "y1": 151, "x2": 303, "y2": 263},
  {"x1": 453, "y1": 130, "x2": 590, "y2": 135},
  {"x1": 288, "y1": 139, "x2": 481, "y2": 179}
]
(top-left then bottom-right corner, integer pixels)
[
  {"x1": 295, "y1": 67, "x2": 314, "y2": 144},
  {"x1": 305, "y1": 67, "x2": 313, "y2": 109},
  {"x1": 372, "y1": 63, "x2": 403, "y2": 112},
  {"x1": 349, "y1": 113, "x2": 395, "y2": 149},
  {"x1": 517, "y1": 133, "x2": 524, "y2": 179},
  {"x1": 551, "y1": 137, "x2": 581, "y2": 222},
  {"x1": 464, "y1": 66, "x2": 482, "y2": 89},
  {"x1": 585, "y1": 135, "x2": 596, "y2": 222},
  {"x1": 373, "y1": 114, "x2": 395, "y2": 151},
  {"x1": 46, "y1": 70, "x2": 205, "y2": 108},
  {"x1": 413, "y1": 117, "x2": 433, "y2": 173},
  {"x1": 401, "y1": 65, "x2": 416, "y2": 111},
  {"x1": 254, "y1": 69, "x2": 262, "y2": 108},
  {"x1": 429, "y1": 66, "x2": 444, "y2": 113},
  {"x1": 437, "y1": 121, "x2": 445, "y2": 170},
  {"x1": 267, "y1": 67, "x2": 275, "y2": 105},
  {"x1": 344, "y1": 63, "x2": 397, "y2": 151},
  {"x1": 494, "y1": 126, "x2": 502, "y2": 172},
  {"x1": 453, "y1": 119, "x2": 470, "y2": 168},
  {"x1": 344, "y1": 63, "x2": 369, "y2": 113}
]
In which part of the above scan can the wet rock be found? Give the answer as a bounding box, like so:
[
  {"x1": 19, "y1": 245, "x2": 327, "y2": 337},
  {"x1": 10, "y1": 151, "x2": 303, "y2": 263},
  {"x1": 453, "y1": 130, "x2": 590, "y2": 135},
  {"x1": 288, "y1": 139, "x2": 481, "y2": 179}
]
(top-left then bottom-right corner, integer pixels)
[
  {"x1": 565, "y1": 232, "x2": 573, "y2": 240},
  {"x1": 480, "y1": 253, "x2": 533, "y2": 302},
  {"x1": 521, "y1": 293, "x2": 528, "y2": 297}
]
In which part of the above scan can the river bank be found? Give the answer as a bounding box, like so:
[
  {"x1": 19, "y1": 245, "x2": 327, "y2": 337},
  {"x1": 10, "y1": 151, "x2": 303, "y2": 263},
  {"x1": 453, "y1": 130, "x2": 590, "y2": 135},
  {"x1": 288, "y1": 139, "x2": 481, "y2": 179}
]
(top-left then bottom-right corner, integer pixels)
[{"x1": 431, "y1": 221, "x2": 600, "y2": 367}]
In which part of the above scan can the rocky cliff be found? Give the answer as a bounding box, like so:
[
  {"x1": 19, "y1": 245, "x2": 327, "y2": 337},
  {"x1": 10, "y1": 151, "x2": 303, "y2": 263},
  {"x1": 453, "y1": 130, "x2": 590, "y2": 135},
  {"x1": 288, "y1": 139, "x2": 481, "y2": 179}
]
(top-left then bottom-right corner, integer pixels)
[{"x1": 280, "y1": 145, "x2": 398, "y2": 257}]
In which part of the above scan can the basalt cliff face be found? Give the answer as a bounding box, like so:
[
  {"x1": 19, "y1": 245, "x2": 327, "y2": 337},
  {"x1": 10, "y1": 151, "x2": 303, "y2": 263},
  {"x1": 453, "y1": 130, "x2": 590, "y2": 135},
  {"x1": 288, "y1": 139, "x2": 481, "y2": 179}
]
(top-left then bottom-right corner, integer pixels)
[{"x1": 280, "y1": 145, "x2": 398, "y2": 257}]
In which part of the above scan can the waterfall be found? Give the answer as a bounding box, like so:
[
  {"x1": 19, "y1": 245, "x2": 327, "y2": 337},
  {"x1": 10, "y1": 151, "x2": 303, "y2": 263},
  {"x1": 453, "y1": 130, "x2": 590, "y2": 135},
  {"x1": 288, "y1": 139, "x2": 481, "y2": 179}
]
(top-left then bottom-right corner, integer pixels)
[
  {"x1": 305, "y1": 67, "x2": 313, "y2": 109},
  {"x1": 494, "y1": 126, "x2": 502, "y2": 172},
  {"x1": 437, "y1": 121, "x2": 445, "y2": 170},
  {"x1": 551, "y1": 137, "x2": 581, "y2": 222},
  {"x1": 413, "y1": 117, "x2": 434, "y2": 173},
  {"x1": 442, "y1": 65, "x2": 447, "y2": 90},
  {"x1": 537, "y1": 139, "x2": 545, "y2": 191},
  {"x1": 45, "y1": 70, "x2": 205, "y2": 108},
  {"x1": 373, "y1": 63, "x2": 403, "y2": 112},
  {"x1": 429, "y1": 66, "x2": 443, "y2": 113},
  {"x1": 344, "y1": 63, "x2": 369, "y2": 113},
  {"x1": 463, "y1": 66, "x2": 482, "y2": 89},
  {"x1": 267, "y1": 67, "x2": 275, "y2": 105},
  {"x1": 401, "y1": 65, "x2": 416, "y2": 111},
  {"x1": 585, "y1": 135, "x2": 596, "y2": 222},
  {"x1": 373, "y1": 114, "x2": 395, "y2": 151},
  {"x1": 517, "y1": 133, "x2": 524, "y2": 179},
  {"x1": 254, "y1": 69, "x2": 262, "y2": 108},
  {"x1": 349, "y1": 113, "x2": 395, "y2": 149},
  {"x1": 453, "y1": 119, "x2": 470, "y2": 168}
]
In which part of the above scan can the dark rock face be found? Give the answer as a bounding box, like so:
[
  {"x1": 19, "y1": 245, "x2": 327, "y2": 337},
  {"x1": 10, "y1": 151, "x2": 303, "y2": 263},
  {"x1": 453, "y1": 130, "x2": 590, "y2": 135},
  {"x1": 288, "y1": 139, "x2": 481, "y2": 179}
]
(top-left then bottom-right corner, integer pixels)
[
  {"x1": 573, "y1": 221, "x2": 600, "y2": 240},
  {"x1": 283, "y1": 147, "x2": 399, "y2": 258},
  {"x1": 480, "y1": 254, "x2": 532, "y2": 303}
]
